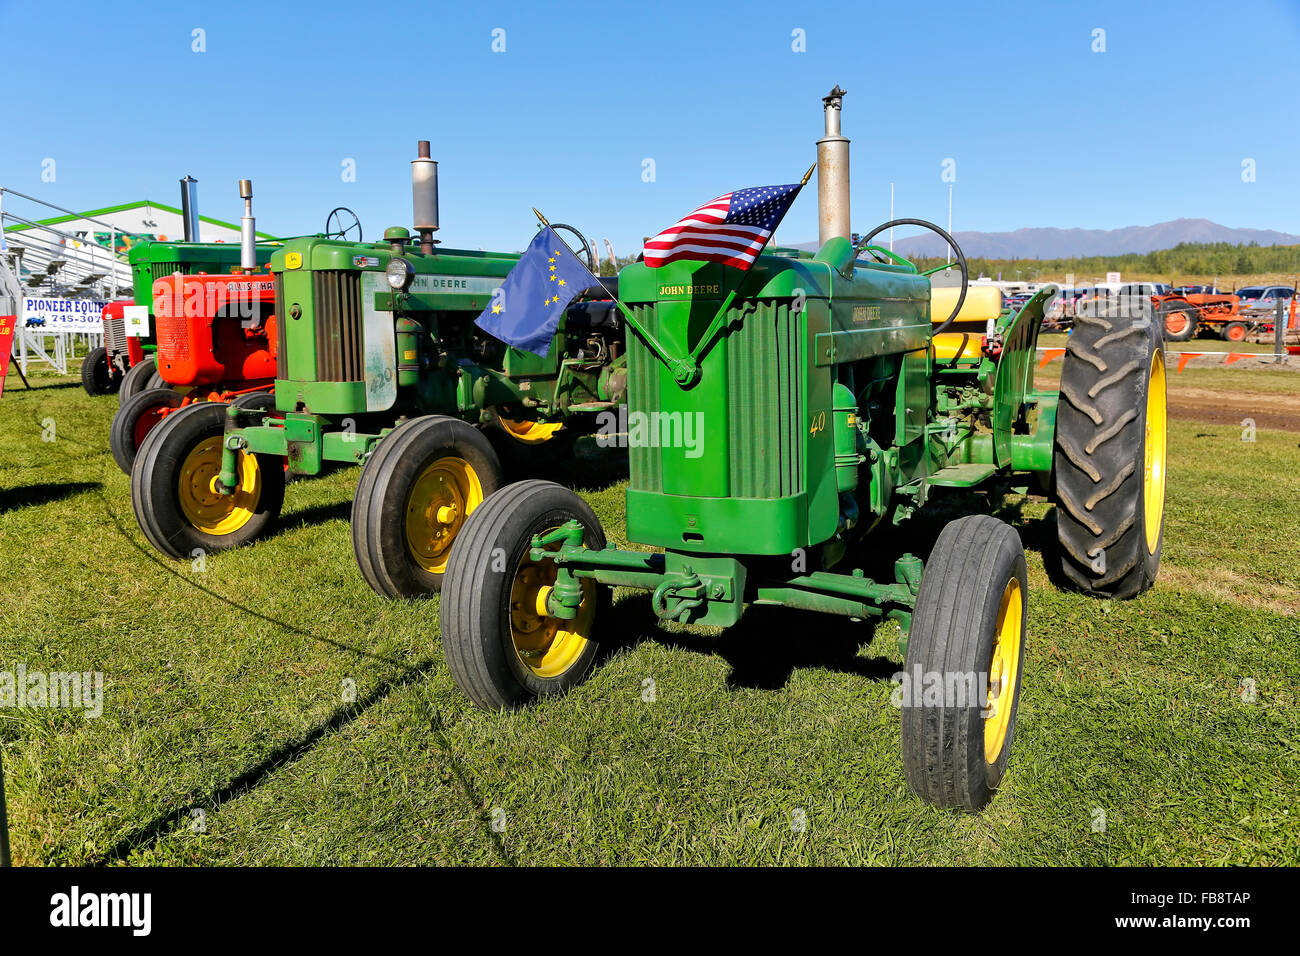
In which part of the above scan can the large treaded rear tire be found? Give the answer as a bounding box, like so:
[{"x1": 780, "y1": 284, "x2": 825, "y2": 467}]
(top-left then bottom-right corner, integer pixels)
[
  {"x1": 1158, "y1": 300, "x2": 1197, "y2": 342},
  {"x1": 1054, "y1": 300, "x2": 1166, "y2": 598},
  {"x1": 901, "y1": 514, "x2": 1027, "y2": 811}
]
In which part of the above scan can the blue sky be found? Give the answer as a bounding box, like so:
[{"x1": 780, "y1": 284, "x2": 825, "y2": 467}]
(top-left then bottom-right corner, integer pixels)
[{"x1": 2, "y1": 0, "x2": 1297, "y2": 255}]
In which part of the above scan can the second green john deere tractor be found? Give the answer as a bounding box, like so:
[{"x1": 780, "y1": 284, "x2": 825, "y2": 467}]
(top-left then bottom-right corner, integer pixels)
[
  {"x1": 131, "y1": 141, "x2": 625, "y2": 595},
  {"x1": 436, "y1": 89, "x2": 1167, "y2": 811}
]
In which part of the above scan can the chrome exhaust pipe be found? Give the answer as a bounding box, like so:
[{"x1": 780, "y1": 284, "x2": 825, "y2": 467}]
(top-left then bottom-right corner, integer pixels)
[
  {"x1": 239, "y1": 179, "x2": 256, "y2": 272},
  {"x1": 412, "y1": 140, "x2": 439, "y2": 254},
  {"x1": 816, "y1": 86, "x2": 851, "y2": 247},
  {"x1": 180, "y1": 175, "x2": 200, "y2": 242}
]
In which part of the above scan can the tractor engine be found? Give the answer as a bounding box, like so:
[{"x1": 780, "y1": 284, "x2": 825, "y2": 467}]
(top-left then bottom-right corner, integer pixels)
[{"x1": 152, "y1": 272, "x2": 277, "y2": 387}]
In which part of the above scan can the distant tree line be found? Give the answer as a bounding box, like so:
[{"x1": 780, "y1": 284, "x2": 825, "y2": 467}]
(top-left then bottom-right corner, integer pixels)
[{"x1": 907, "y1": 241, "x2": 1300, "y2": 279}]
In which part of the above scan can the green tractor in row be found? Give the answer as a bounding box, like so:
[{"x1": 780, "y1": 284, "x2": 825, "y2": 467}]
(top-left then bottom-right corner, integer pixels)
[
  {"x1": 437, "y1": 88, "x2": 1167, "y2": 810},
  {"x1": 131, "y1": 142, "x2": 626, "y2": 595}
]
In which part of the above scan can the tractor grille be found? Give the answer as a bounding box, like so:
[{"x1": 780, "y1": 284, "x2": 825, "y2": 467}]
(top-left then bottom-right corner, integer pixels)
[
  {"x1": 312, "y1": 270, "x2": 363, "y2": 382},
  {"x1": 274, "y1": 275, "x2": 287, "y2": 380},
  {"x1": 155, "y1": 309, "x2": 189, "y2": 362},
  {"x1": 627, "y1": 298, "x2": 804, "y2": 499},
  {"x1": 150, "y1": 261, "x2": 192, "y2": 284},
  {"x1": 103, "y1": 314, "x2": 128, "y2": 360},
  {"x1": 725, "y1": 299, "x2": 804, "y2": 498}
]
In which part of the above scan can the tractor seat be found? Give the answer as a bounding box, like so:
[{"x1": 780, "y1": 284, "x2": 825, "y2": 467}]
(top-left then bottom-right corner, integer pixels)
[{"x1": 929, "y1": 285, "x2": 1003, "y2": 361}]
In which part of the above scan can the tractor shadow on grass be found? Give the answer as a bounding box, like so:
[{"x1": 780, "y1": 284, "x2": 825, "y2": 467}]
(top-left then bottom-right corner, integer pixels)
[
  {"x1": 85, "y1": 654, "x2": 509, "y2": 868},
  {"x1": 0, "y1": 480, "x2": 101, "y2": 516},
  {"x1": 601, "y1": 593, "x2": 899, "y2": 692}
]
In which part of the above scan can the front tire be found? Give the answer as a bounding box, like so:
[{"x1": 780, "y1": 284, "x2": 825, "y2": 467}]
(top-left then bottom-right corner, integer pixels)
[
  {"x1": 1221, "y1": 321, "x2": 1247, "y2": 342},
  {"x1": 132, "y1": 402, "x2": 285, "y2": 559},
  {"x1": 1054, "y1": 301, "x2": 1166, "y2": 598},
  {"x1": 110, "y1": 387, "x2": 185, "y2": 474},
  {"x1": 81, "y1": 346, "x2": 115, "y2": 395},
  {"x1": 441, "y1": 480, "x2": 608, "y2": 709},
  {"x1": 351, "y1": 416, "x2": 504, "y2": 598},
  {"x1": 118, "y1": 357, "x2": 159, "y2": 403},
  {"x1": 901, "y1": 514, "x2": 1028, "y2": 811}
]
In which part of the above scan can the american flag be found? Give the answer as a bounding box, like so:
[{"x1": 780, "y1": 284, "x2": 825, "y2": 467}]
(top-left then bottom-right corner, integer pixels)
[{"x1": 643, "y1": 182, "x2": 803, "y2": 271}]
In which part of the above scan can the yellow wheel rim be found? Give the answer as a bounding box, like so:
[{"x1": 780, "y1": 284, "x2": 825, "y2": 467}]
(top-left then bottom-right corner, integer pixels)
[
  {"x1": 509, "y1": 531, "x2": 595, "y2": 679},
  {"x1": 177, "y1": 437, "x2": 261, "y2": 535},
  {"x1": 1143, "y1": 350, "x2": 1168, "y2": 554},
  {"x1": 495, "y1": 412, "x2": 565, "y2": 445},
  {"x1": 983, "y1": 578, "x2": 1023, "y2": 764},
  {"x1": 405, "y1": 456, "x2": 483, "y2": 575}
]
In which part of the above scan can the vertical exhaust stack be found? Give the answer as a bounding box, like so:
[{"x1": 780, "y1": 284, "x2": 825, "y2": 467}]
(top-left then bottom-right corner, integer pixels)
[
  {"x1": 411, "y1": 140, "x2": 439, "y2": 254},
  {"x1": 816, "y1": 86, "x2": 851, "y2": 248},
  {"x1": 239, "y1": 179, "x2": 256, "y2": 272},
  {"x1": 180, "y1": 175, "x2": 200, "y2": 242}
]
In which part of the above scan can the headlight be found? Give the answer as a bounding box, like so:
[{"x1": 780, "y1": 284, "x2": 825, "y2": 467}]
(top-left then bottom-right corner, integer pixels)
[{"x1": 386, "y1": 256, "x2": 414, "y2": 292}]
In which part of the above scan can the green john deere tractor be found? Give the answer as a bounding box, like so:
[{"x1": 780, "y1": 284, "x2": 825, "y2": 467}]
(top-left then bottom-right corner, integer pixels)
[
  {"x1": 438, "y1": 88, "x2": 1167, "y2": 810},
  {"x1": 131, "y1": 142, "x2": 626, "y2": 596}
]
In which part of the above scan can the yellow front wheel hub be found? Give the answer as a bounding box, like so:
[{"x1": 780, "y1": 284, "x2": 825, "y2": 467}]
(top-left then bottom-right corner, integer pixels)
[
  {"x1": 405, "y1": 456, "x2": 483, "y2": 575},
  {"x1": 983, "y1": 578, "x2": 1023, "y2": 764},
  {"x1": 1143, "y1": 350, "x2": 1168, "y2": 554},
  {"x1": 177, "y1": 437, "x2": 262, "y2": 536},
  {"x1": 509, "y1": 537, "x2": 595, "y2": 679}
]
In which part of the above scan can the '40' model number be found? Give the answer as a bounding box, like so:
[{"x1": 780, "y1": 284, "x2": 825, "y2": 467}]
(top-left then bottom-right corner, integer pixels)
[{"x1": 809, "y1": 411, "x2": 827, "y2": 436}]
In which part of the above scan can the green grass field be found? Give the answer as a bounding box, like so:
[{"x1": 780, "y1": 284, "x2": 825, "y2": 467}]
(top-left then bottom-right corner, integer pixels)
[{"x1": 1, "y1": 362, "x2": 1297, "y2": 866}]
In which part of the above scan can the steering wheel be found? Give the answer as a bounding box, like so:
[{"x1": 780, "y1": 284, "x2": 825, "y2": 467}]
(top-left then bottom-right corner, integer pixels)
[
  {"x1": 855, "y1": 218, "x2": 969, "y2": 336},
  {"x1": 548, "y1": 222, "x2": 596, "y2": 272},
  {"x1": 324, "y1": 207, "x2": 363, "y2": 242}
]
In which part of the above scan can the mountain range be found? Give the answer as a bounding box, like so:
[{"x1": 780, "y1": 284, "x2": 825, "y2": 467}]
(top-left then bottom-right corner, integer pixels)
[{"x1": 792, "y1": 218, "x2": 1300, "y2": 260}]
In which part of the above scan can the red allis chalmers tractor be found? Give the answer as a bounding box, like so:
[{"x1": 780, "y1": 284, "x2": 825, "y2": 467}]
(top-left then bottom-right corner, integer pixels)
[
  {"x1": 108, "y1": 181, "x2": 280, "y2": 473},
  {"x1": 1154, "y1": 288, "x2": 1246, "y2": 342}
]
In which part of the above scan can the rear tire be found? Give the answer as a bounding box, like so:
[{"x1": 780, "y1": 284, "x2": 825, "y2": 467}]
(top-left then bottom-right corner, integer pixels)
[
  {"x1": 351, "y1": 416, "x2": 504, "y2": 598},
  {"x1": 110, "y1": 387, "x2": 185, "y2": 474},
  {"x1": 81, "y1": 346, "x2": 115, "y2": 395},
  {"x1": 901, "y1": 514, "x2": 1027, "y2": 811},
  {"x1": 119, "y1": 357, "x2": 159, "y2": 403},
  {"x1": 132, "y1": 401, "x2": 285, "y2": 559},
  {"x1": 1158, "y1": 301, "x2": 1197, "y2": 342},
  {"x1": 1054, "y1": 300, "x2": 1166, "y2": 598},
  {"x1": 441, "y1": 480, "x2": 608, "y2": 709}
]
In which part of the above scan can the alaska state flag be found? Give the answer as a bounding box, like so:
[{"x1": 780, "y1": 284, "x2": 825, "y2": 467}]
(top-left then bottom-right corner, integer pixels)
[{"x1": 475, "y1": 226, "x2": 598, "y2": 357}]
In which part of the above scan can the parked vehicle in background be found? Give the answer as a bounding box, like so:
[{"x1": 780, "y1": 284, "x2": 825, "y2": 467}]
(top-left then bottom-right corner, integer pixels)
[{"x1": 1234, "y1": 285, "x2": 1294, "y2": 314}]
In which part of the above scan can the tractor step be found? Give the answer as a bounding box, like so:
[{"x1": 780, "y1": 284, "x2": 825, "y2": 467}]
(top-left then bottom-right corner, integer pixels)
[{"x1": 929, "y1": 462, "x2": 999, "y2": 488}]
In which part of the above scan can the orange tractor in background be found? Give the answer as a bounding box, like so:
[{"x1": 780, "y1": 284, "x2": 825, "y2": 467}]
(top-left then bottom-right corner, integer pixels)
[
  {"x1": 109, "y1": 269, "x2": 279, "y2": 473},
  {"x1": 1154, "y1": 287, "x2": 1248, "y2": 342},
  {"x1": 109, "y1": 180, "x2": 282, "y2": 473}
]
